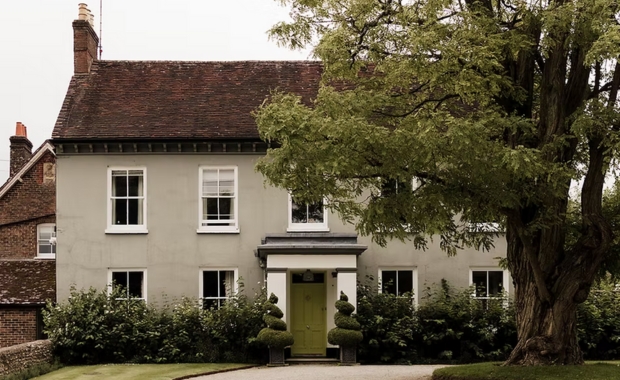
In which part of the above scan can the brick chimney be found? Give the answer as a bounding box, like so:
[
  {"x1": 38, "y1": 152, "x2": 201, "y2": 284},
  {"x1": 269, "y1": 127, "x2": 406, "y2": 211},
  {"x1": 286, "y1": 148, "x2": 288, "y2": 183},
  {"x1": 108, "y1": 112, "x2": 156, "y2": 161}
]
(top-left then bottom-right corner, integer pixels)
[
  {"x1": 73, "y1": 3, "x2": 99, "y2": 74},
  {"x1": 9, "y1": 122, "x2": 33, "y2": 177}
]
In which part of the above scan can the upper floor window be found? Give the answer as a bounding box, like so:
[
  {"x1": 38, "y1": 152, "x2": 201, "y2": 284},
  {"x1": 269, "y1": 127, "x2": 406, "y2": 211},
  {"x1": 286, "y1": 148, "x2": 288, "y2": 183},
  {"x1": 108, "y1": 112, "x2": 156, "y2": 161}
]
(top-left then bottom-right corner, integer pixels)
[
  {"x1": 287, "y1": 194, "x2": 328, "y2": 232},
  {"x1": 37, "y1": 223, "x2": 56, "y2": 259},
  {"x1": 107, "y1": 168, "x2": 147, "y2": 234},
  {"x1": 109, "y1": 269, "x2": 146, "y2": 301},
  {"x1": 470, "y1": 268, "x2": 508, "y2": 298},
  {"x1": 198, "y1": 167, "x2": 238, "y2": 233},
  {"x1": 380, "y1": 178, "x2": 413, "y2": 197},
  {"x1": 200, "y1": 269, "x2": 237, "y2": 309}
]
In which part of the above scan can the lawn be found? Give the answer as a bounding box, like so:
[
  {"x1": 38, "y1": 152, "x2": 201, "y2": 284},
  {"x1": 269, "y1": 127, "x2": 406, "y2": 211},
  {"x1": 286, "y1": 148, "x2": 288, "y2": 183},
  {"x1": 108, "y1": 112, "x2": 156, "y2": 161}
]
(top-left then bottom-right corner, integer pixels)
[
  {"x1": 33, "y1": 363, "x2": 253, "y2": 380},
  {"x1": 432, "y1": 361, "x2": 620, "y2": 380}
]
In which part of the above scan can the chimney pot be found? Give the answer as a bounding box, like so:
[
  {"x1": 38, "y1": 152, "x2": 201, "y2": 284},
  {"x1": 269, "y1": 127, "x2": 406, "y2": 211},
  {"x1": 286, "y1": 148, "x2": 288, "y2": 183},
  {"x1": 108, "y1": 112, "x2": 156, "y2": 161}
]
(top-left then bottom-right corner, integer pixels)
[
  {"x1": 73, "y1": 3, "x2": 99, "y2": 74},
  {"x1": 9, "y1": 122, "x2": 33, "y2": 177}
]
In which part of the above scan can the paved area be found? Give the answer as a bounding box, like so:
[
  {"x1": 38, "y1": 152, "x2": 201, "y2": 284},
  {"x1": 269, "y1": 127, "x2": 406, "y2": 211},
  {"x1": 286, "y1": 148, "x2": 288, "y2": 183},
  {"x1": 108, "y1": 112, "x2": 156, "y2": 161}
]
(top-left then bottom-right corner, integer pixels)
[{"x1": 192, "y1": 364, "x2": 447, "y2": 380}]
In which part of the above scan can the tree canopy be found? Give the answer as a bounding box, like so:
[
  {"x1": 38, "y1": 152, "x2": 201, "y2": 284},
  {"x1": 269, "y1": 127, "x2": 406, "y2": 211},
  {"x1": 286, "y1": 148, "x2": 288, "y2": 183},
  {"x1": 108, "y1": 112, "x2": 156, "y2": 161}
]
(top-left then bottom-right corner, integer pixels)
[{"x1": 256, "y1": 0, "x2": 620, "y2": 366}]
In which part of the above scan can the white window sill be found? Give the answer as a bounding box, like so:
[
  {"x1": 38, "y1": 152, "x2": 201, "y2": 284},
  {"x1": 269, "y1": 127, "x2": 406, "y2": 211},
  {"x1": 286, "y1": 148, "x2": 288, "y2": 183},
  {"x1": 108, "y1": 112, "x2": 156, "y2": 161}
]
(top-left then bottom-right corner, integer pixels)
[
  {"x1": 35, "y1": 255, "x2": 56, "y2": 260},
  {"x1": 197, "y1": 228, "x2": 240, "y2": 234},
  {"x1": 105, "y1": 228, "x2": 149, "y2": 234},
  {"x1": 287, "y1": 225, "x2": 330, "y2": 233}
]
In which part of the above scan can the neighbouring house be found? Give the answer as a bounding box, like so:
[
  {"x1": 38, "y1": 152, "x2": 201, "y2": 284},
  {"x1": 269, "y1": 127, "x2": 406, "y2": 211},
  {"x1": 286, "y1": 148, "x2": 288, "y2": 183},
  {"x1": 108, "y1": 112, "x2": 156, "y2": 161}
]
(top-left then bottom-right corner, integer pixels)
[
  {"x1": 0, "y1": 122, "x2": 56, "y2": 348},
  {"x1": 52, "y1": 4, "x2": 509, "y2": 358}
]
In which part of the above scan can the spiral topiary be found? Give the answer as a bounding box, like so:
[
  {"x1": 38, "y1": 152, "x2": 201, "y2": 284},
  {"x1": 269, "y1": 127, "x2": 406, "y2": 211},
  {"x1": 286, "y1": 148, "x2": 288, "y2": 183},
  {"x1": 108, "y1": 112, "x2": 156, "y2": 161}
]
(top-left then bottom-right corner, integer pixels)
[
  {"x1": 256, "y1": 293, "x2": 294, "y2": 349},
  {"x1": 328, "y1": 292, "x2": 363, "y2": 347}
]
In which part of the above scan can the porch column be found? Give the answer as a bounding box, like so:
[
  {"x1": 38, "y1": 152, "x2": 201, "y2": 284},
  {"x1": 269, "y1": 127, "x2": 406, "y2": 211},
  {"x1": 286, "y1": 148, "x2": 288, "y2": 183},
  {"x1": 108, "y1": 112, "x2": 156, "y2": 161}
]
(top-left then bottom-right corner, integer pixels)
[
  {"x1": 266, "y1": 269, "x2": 288, "y2": 323},
  {"x1": 336, "y1": 269, "x2": 357, "y2": 310}
]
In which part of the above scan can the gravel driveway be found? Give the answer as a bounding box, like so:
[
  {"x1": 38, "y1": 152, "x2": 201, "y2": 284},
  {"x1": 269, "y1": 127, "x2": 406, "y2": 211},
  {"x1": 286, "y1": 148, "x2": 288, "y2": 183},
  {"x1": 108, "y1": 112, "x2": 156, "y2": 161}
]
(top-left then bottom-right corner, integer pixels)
[{"x1": 191, "y1": 364, "x2": 447, "y2": 380}]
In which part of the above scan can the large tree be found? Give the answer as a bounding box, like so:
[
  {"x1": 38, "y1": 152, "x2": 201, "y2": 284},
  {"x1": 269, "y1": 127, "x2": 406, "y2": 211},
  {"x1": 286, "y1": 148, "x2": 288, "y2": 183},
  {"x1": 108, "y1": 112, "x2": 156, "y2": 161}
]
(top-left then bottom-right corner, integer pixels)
[{"x1": 255, "y1": 0, "x2": 620, "y2": 366}]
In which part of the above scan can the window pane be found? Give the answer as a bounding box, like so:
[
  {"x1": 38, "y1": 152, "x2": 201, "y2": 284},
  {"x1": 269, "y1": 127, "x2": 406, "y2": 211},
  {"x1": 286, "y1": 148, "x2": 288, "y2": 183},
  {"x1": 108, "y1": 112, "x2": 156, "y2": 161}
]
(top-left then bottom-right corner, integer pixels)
[
  {"x1": 219, "y1": 198, "x2": 233, "y2": 220},
  {"x1": 397, "y1": 270, "x2": 413, "y2": 295},
  {"x1": 112, "y1": 272, "x2": 128, "y2": 294},
  {"x1": 219, "y1": 169, "x2": 235, "y2": 196},
  {"x1": 203, "y1": 170, "x2": 218, "y2": 196},
  {"x1": 112, "y1": 174, "x2": 127, "y2": 197},
  {"x1": 127, "y1": 174, "x2": 143, "y2": 196},
  {"x1": 206, "y1": 198, "x2": 219, "y2": 220},
  {"x1": 127, "y1": 199, "x2": 142, "y2": 225},
  {"x1": 382, "y1": 271, "x2": 397, "y2": 295},
  {"x1": 203, "y1": 271, "x2": 219, "y2": 298},
  {"x1": 203, "y1": 298, "x2": 218, "y2": 309},
  {"x1": 128, "y1": 272, "x2": 144, "y2": 298},
  {"x1": 291, "y1": 201, "x2": 308, "y2": 223},
  {"x1": 39, "y1": 244, "x2": 52, "y2": 254},
  {"x1": 472, "y1": 271, "x2": 488, "y2": 297},
  {"x1": 307, "y1": 201, "x2": 324, "y2": 223},
  {"x1": 113, "y1": 199, "x2": 128, "y2": 225},
  {"x1": 488, "y1": 271, "x2": 504, "y2": 296}
]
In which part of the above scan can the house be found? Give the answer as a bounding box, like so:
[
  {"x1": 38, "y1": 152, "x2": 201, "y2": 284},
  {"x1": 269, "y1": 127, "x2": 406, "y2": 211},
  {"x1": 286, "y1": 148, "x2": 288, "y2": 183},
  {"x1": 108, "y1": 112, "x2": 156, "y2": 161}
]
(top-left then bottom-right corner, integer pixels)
[
  {"x1": 52, "y1": 5, "x2": 508, "y2": 357},
  {"x1": 0, "y1": 123, "x2": 56, "y2": 348}
]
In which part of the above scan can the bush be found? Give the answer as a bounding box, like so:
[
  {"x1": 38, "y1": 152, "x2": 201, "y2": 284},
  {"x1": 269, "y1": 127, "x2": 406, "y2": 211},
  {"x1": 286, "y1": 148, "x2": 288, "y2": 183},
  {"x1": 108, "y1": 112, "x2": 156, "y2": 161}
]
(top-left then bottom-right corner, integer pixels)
[
  {"x1": 357, "y1": 278, "x2": 517, "y2": 364},
  {"x1": 578, "y1": 279, "x2": 620, "y2": 360},
  {"x1": 256, "y1": 293, "x2": 294, "y2": 349},
  {"x1": 44, "y1": 283, "x2": 267, "y2": 365},
  {"x1": 327, "y1": 292, "x2": 363, "y2": 347}
]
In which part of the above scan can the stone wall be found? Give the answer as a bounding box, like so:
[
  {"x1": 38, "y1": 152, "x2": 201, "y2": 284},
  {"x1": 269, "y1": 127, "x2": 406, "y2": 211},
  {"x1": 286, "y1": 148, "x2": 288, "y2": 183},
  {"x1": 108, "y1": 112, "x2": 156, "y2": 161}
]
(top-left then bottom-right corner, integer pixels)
[{"x1": 0, "y1": 340, "x2": 53, "y2": 377}]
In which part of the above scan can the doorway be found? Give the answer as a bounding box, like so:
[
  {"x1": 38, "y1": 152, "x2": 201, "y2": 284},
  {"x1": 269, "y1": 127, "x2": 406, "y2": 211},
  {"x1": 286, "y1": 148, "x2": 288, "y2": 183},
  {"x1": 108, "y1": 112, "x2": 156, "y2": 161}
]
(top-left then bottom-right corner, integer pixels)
[{"x1": 290, "y1": 272, "x2": 327, "y2": 356}]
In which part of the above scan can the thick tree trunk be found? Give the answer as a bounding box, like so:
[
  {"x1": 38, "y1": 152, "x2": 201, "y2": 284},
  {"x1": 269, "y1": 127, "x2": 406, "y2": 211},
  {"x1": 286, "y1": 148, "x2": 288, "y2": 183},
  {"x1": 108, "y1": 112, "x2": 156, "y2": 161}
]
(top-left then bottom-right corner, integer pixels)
[{"x1": 505, "y1": 279, "x2": 583, "y2": 365}]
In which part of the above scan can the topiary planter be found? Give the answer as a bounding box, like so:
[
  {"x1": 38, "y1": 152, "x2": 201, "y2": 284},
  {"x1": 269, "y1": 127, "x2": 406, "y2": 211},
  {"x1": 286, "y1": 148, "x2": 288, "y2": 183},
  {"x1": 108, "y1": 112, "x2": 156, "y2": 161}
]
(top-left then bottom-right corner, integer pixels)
[
  {"x1": 340, "y1": 346, "x2": 357, "y2": 365},
  {"x1": 268, "y1": 347, "x2": 286, "y2": 366},
  {"x1": 328, "y1": 292, "x2": 363, "y2": 365},
  {"x1": 256, "y1": 293, "x2": 294, "y2": 366}
]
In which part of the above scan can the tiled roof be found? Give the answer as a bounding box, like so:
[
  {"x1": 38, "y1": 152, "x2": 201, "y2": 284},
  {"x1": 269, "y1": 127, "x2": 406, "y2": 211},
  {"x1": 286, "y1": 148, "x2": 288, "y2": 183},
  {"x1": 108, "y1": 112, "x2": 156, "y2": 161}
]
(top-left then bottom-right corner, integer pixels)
[
  {"x1": 0, "y1": 260, "x2": 55, "y2": 304},
  {"x1": 52, "y1": 60, "x2": 322, "y2": 140}
]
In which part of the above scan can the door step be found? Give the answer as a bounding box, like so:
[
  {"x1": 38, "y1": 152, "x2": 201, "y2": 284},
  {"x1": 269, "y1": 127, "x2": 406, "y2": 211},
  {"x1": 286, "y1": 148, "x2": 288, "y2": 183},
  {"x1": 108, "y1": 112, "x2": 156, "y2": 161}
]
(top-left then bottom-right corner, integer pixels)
[{"x1": 286, "y1": 357, "x2": 340, "y2": 365}]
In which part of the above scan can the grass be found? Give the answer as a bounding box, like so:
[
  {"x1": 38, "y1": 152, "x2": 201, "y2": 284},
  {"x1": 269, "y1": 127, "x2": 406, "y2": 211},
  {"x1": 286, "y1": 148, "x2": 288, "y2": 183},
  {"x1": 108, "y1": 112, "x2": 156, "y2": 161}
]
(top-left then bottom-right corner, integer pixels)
[
  {"x1": 432, "y1": 361, "x2": 620, "y2": 380},
  {"x1": 32, "y1": 363, "x2": 253, "y2": 380}
]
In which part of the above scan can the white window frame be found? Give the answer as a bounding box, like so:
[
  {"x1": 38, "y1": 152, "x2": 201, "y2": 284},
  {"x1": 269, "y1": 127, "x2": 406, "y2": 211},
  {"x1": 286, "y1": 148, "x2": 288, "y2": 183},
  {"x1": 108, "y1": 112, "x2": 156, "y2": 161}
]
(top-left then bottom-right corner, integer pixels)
[
  {"x1": 197, "y1": 166, "x2": 239, "y2": 233},
  {"x1": 378, "y1": 267, "x2": 418, "y2": 304},
  {"x1": 199, "y1": 268, "x2": 239, "y2": 309},
  {"x1": 106, "y1": 167, "x2": 148, "y2": 234},
  {"x1": 107, "y1": 269, "x2": 147, "y2": 301},
  {"x1": 36, "y1": 223, "x2": 56, "y2": 259},
  {"x1": 287, "y1": 193, "x2": 329, "y2": 232},
  {"x1": 469, "y1": 267, "x2": 510, "y2": 299}
]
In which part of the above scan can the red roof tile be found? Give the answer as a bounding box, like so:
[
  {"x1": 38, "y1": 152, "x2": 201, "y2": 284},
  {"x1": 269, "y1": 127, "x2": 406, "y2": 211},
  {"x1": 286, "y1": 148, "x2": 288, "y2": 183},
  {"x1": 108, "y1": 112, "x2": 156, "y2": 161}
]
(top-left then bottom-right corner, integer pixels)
[{"x1": 52, "y1": 60, "x2": 322, "y2": 140}]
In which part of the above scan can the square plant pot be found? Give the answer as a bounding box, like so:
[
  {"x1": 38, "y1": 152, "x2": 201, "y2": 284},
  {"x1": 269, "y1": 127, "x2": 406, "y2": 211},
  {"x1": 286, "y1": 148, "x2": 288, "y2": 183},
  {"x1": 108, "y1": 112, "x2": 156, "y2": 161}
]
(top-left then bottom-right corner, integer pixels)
[
  {"x1": 340, "y1": 346, "x2": 358, "y2": 365},
  {"x1": 268, "y1": 347, "x2": 286, "y2": 366}
]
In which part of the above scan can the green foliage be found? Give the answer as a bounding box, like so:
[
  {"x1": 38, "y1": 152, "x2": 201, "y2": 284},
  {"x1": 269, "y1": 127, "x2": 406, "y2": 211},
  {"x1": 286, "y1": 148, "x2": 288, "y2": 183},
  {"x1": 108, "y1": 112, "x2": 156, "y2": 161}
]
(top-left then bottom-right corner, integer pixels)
[
  {"x1": 43, "y1": 284, "x2": 267, "y2": 365},
  {"x1": 327, "y1": 292, "x2": 363, "y2": 347},
  {"x1": 357, "y1": 279, "x2": 516, "y2": 364},
  {"x1": 577, "y1": 279, "x2": 620, "y2": 360},
  {"x1": 255, "y1": 293, "x2": 294, "y2": 349}
]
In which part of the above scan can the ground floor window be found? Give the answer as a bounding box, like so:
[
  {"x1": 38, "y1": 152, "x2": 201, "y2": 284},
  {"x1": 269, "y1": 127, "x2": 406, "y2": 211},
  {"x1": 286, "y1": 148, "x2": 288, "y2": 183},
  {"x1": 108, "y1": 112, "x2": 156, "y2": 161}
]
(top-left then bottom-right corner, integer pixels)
[
  {"x1": 200, "y1": 269, "x2": 237, "y2": 309},
  {"x1": 470, "y1": 268, "x2": 508, "y2": 298},
  {"x1": 378, "y1": 268, "x2": 416, "y2": 298},
  {"x1": 109, "y1": 270, "x2": 146, "y2": 300}
]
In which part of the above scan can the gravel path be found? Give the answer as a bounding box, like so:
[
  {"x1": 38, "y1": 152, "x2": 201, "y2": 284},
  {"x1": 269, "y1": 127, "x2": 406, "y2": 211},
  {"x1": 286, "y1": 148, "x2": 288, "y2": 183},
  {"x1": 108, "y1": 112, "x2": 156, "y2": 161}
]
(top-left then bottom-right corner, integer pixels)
[{"x1": 191, "y1": 364, "x2": 447, "y2": 380}]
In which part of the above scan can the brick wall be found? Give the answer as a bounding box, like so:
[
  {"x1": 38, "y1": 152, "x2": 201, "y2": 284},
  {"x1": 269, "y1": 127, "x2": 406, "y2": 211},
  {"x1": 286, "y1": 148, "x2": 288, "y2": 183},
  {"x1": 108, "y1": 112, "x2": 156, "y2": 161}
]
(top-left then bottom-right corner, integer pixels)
[
  {"x1": 0, "y1": 216, "x2": 55, "y2": 260},
  {"x1": 0, "y1": 150, "x2": 55, "y2": 229},
  {"x1": 0, "y1": 308, "x2": 39, "y2": 348},
  {"x1": 0, "y1": 339, "x2": 52, "y2": 376}
]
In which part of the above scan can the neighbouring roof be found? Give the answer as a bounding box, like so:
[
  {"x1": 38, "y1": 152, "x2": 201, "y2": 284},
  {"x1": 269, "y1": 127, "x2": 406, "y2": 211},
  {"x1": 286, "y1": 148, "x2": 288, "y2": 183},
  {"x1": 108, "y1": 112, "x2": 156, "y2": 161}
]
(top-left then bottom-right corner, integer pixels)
[
  {"x1": 52, "y1": 60, "x2": 322, "y2": 141},
  {"x1": 0, "y1": 141, "x2": 55, "y2": 201},
  {"x1": 0, "y1": 260, "x2": 56, "y2": 304}
]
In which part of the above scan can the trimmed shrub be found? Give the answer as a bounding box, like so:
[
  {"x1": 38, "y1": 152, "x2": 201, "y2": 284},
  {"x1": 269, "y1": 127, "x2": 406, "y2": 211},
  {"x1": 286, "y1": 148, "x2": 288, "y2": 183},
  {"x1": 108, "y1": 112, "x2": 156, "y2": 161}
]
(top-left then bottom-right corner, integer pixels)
[
  {"x1": 256, "y1": 293, "x2": 294, "y2": 349},
  {"x1": 43, "y1": 284, "x2": 267, "y2": 364},
  {"x1": 327, "y1": 292, "x2": 363, "y2": 347}
]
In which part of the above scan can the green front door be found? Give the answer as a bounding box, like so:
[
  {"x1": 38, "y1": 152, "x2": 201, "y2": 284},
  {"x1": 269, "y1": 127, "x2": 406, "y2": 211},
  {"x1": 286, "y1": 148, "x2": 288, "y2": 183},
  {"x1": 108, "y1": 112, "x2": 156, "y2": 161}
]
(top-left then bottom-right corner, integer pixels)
[{"x1": 290, "y1": 273, "x2": 327, "y2": 356}]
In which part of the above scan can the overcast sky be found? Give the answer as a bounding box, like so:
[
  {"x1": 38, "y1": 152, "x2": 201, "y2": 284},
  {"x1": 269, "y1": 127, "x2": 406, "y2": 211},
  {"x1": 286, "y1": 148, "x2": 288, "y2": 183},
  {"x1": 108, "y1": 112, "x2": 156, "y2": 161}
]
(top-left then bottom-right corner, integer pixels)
[{"x1": 0, "y1": 0, "x2": 310, "y2": 182}]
